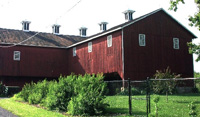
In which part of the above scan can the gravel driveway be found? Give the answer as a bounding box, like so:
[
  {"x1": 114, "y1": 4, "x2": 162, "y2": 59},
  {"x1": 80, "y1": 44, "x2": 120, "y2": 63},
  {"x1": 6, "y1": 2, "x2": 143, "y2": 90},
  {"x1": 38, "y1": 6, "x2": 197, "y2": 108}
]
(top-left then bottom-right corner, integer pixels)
[{"x1": 0, "y1": 98, "x2": 18, "y2": 117}]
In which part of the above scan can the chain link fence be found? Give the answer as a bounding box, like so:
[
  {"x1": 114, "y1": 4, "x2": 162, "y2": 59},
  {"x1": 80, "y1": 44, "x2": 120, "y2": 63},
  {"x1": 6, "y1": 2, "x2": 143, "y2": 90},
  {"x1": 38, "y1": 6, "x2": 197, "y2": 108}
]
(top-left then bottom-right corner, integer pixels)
[{"x1": 105, "y1": 77, "x2": 200, "y2": 116}]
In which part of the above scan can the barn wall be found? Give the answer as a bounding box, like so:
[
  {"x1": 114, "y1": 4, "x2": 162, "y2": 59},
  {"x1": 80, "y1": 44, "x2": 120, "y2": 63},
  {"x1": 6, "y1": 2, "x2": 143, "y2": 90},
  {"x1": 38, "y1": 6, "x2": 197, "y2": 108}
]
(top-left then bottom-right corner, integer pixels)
[
  {"x1": 123, "y1": 10, "x2": 194, "y2": 80},
  {"x1": 0, "y1": 45, "x2": 68, "y2": 78},
  {"x1": 67, "y1": 30, "x2": 123, "y2": 79}
]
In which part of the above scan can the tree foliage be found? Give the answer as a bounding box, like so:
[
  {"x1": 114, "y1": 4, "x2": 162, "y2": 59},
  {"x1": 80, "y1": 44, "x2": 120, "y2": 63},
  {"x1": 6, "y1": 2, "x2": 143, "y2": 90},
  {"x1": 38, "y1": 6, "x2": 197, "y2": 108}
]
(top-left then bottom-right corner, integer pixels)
[
  {"x1": 169, "y1": 0, "x2": 200, "y2": 30},
  {"x1": 152, "y1": 67, "x2": 181, "y2": 95},
  {"x1": 170, "y1": 0, "x2": 200, "y2": 62},
  {"x1": 188, "y1": 42, "x2": 200, "y2": 62}
]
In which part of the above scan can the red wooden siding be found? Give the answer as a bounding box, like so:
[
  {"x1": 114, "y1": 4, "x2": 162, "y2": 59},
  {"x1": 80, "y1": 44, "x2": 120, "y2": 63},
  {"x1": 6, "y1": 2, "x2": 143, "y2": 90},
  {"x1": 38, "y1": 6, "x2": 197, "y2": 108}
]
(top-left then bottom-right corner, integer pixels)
[
  {"x1": 0, "y1": 9, "x2": 196, "y2": 87},
  {"x1": 0, "y1": 45, "x2": 68, "y2": 78},
  {"x1": 67, "y1": 30, "x2": 123, "y2": 79},
  {"x1": 123, "y1": 10, "x2": 194, "y2": 80}
]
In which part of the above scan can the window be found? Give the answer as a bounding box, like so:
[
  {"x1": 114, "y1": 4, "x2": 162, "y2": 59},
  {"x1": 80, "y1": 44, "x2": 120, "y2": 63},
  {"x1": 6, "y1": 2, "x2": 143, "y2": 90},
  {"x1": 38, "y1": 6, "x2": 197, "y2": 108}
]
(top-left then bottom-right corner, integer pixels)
[
  {"x1": 88, "y1": 42, "x2": 92, "y2": 53},
  {"x1": 73, "y1": 47, "x2": 76, "y2": 56},
  {"x1": 173, "y1": 38, "x2": 179, "y2": 49},
  {"x1": 13, "y1": 51, "x2": 20, "y2": 61},
  {"x1": 139, "y1": 34, "x2": 146, "y2": 46},
  {"x1": 107, "y1": 35, "x2": 112, "y2": 47}
]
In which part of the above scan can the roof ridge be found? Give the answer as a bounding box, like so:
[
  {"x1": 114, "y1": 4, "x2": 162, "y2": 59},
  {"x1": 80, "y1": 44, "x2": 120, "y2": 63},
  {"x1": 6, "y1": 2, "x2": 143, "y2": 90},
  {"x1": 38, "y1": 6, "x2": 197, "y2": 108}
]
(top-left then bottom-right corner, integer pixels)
[
  {"x1": 0, "y1": 27, "x2": 81, "y2": 37},
  {"x1": 68, "y1": 8, "x2": 197, "y2": 48}
]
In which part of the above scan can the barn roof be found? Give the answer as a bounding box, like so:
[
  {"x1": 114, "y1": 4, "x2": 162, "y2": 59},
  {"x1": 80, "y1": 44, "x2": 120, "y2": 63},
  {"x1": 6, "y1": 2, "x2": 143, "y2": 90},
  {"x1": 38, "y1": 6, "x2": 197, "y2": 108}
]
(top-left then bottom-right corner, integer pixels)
[
  {"x1": 68, "y1": 8, "x2": 197, "y2": 48},
  {"x1": 0, "y1": 28, "x2": 85, "y2": 48},
  {"x1": 0, "y1": 8, "x2": 197, "y2": 48}
]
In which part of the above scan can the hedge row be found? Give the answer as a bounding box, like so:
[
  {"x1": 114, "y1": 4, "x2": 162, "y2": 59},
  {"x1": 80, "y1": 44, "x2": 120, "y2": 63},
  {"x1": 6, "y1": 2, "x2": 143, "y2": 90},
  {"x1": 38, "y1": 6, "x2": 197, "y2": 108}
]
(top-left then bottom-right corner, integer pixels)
[{"x1": 14, "y1": 74, "x2": 108, "y2": 116}]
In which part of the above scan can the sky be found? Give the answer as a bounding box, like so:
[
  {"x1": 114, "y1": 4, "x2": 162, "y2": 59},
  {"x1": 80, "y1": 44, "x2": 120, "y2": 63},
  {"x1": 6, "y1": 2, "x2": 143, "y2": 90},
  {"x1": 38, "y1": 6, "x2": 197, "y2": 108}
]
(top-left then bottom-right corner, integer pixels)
[{"x1": 0, "y1": 0, "x2": 200, "y2": 72}]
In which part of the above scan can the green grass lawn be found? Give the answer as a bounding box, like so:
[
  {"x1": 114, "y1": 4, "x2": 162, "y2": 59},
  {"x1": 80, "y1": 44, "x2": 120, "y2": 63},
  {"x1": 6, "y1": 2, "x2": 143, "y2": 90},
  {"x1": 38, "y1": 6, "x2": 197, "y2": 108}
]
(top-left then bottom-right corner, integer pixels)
[
  {"x1": 106, "y1": 94, "x2": 200, "y2": 117},
  {"x1": 0, "y1": 94, "x2": 199, "y2": 117},
  {"x1": 0, "y1": 98, "x2": 66, "y2": 117}
]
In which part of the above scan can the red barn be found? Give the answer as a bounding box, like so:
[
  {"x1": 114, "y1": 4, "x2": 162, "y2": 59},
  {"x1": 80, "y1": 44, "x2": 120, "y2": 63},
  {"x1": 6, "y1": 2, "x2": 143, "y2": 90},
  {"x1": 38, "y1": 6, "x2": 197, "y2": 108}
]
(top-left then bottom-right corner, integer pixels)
[{"x1": 0, "y1": 8, "x2": 197, "y2": 87}]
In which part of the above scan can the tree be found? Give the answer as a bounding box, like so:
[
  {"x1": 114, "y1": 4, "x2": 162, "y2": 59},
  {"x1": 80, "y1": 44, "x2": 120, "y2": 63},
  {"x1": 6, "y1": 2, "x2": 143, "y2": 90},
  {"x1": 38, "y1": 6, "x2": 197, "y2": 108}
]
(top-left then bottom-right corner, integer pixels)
[
  {"x1": 169, "y1": 0, "x2": 200, "y2": 62},
  {"x1": 188, "y1": 42, "x2": 200, "y2": 62},
  {"x1": 169, "y1": 0, "x2": 200, "y2": 30},
  {"x1": 152, "y1": 67, "x2": 181, "y2": 102}
]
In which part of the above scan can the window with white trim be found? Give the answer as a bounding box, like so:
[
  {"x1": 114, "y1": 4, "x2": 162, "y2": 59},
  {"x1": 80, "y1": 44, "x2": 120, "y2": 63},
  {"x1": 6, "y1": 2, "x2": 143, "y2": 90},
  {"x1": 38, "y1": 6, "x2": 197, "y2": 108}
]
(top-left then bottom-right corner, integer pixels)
[
  {"x1": 139, "y1": 34, "x2": 146, "y2": 46},
  {"x1": 107, "y1": 35, "x2": 112, "y2": 47},
  {"x1": 88, "y1": 42, "x2": 92, "y2": 53},
  {"x1": 173, "y1": 38, "x2": 179, "y2": 49},
  {"x1": 13, "y1": 51, "x2": 20, "y2": 61},
  {"x1": 73, "y1": 47, "x2": 76, "y2": 56}
]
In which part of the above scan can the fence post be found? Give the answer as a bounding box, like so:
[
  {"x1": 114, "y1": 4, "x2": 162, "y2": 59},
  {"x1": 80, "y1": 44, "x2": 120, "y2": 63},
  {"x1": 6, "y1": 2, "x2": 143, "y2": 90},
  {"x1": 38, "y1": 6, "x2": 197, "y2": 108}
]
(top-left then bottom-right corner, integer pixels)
[
  {"x1": 146, "y1": 77, "x2": 151, "y2": 116},
  {"x1": 128, "y1": 78, "x2": 132, "y2": 115},
  {"x1": 148, "y1": 77, "x2": 151, "y2": 113},
  {"x1": 146, "y1": 77, "x2": 149, "y2": 117}
]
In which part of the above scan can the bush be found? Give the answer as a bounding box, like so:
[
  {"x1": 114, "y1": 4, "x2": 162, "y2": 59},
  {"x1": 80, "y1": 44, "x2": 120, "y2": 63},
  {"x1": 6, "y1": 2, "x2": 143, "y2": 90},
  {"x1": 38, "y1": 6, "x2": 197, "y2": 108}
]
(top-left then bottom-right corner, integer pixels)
[
  {"x1": 188, "y1": 102, "x2": 197, "y2": 116},
  {"x1": 151, "y1": 67, "x2": 180, "y2": 94},
  {"x1": 17, "y1": 82, "x2": 34, "y2": 101},
  {"x1": 17, "y1": 80, "x2": 49, "y2": 104},
  {"x1": 67, "y1": 74, "x2": 108, "y2": 116},
  {"x1": 28, "y1": 80, "x2": 50, "y2": 104},
  {"x1": 15, "y1": 73, "x2": 109, "y2": 116},
  {"x1": 43, "y1": 76, "x2": 75, "y2": 111},
  {"x1": 195, "y1": 79, "x2": 200, "y2": 93},
  {"x1": 0, "y1": 82, "x2": 6, "y2": 97}
]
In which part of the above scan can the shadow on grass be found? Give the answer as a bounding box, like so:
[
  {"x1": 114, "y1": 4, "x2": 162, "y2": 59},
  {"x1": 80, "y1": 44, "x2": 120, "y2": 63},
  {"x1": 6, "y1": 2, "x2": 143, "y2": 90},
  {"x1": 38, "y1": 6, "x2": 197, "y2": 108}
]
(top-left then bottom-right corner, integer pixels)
[
  {"x1": 132, "y1": 111, "x2": 146, "y2": 116},
  {"x1": 106, "y1": 108, "x2": 128, "y2": 114},
  {"x1": 171, "y1": 93, "x2": 200, "y2": 96},
  {"x1": 172, "y1": 100, "x2": 200, "y2": 104},
  {"x1": 106, "y1": 108, "x2": 146, "y2": 116}
]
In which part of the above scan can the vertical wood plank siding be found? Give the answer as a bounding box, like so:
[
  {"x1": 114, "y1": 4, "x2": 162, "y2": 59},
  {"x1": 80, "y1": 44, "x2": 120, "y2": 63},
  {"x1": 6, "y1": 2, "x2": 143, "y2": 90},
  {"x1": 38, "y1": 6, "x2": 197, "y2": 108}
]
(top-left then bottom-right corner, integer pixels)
[
  {"x1": 0, "y1": 10, "x2": 195, "y2": 86},
  {"x1": 67, "y1": 31, "x2": 123, "y2": 79},
  {"x1": 0, "y1": 46, "x2": 68, "y2": 77},
  {"x1": 123, "y1": 10, "x2": 194, "y2": 80}
]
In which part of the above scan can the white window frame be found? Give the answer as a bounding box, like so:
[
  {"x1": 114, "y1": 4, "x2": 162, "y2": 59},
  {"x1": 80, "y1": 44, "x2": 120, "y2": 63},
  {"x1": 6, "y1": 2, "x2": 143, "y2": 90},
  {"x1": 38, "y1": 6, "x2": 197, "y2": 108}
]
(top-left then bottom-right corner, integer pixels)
[
  {"x1": 88, "y1": 42, "x2": 92, "y2": 53},
  {"x1": 73, "y1": 47, "x2": 76, "y2": 56},
  {"x1": 139, "y1": 34, "x2": 146, "y2": 46},
  {"x1": 107, "y1": 35, "x2": 112, "y2": 47},
  {"x1": 173, "y1": 38, "x2": 179, "y2": 49},
  {"x1": 13, "y1": 51, "x2": 20, "y2": 61}
]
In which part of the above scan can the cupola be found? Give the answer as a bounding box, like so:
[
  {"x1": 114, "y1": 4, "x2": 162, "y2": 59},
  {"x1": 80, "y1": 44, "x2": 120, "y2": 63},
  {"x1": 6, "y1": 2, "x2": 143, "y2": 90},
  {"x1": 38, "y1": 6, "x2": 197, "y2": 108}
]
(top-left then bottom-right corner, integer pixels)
[
  {"x1": 79, "y1": 27, "x2": 87, "y2": 37},
  {"x1": 21, "y1": 20, "x2": 31, "y2": 32},
  {"x1": 52, "y1": 24, "x2": 61, "y2": 35},
  {"x1": 99, "y1": 22, "x2": 108, "y2": 32},
  {"x1": 123, "y1": 9, "x2": 135, "y2": 21}
]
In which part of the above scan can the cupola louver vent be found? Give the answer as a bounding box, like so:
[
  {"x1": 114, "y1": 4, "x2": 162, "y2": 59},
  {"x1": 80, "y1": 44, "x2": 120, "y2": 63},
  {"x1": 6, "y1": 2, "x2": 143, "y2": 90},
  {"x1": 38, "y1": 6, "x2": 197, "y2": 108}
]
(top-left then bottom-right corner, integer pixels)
[
  {"x1": 123, "y1": 10, "x2": 135, "y2": 21},
  {"x1": 52, "y1": 24, "x2": 61, "y2": 35},
  {"x1": 79, "y1": 27, "x2": 87, "y2": 37},
  {"x1": 99, "y1": 22, "x2": 108, "y2": 32},
  {"x1": 21, "y1": 20, "x2": 31, "y2": 32}
]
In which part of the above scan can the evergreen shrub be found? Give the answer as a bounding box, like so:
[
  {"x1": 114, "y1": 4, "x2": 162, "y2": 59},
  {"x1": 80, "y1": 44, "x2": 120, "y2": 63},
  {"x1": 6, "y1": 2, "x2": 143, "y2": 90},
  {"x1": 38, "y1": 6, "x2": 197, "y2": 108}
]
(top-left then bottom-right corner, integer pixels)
[
  {"x1": 28, "y1": 80, "x2": 49, "y2": 104},
  {"x1": 17, "y1": 82, "x2": 35, "y2": 101},
  {"x1": 15, "y1": 73, "x2": 108, "y2": 116},
  {"x1": 67, "y1": 74, "x2": 108, "y2": 116},
  {"x1": 43, "y1": 75, "x2": 75, "y2": 111}
]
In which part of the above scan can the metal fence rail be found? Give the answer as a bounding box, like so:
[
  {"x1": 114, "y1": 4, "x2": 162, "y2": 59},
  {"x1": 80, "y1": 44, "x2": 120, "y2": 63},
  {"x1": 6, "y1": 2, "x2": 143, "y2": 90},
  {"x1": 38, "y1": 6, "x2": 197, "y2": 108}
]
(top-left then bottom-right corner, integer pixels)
[
  {"x1": 128, "y1": 77, "x2": 200, "y2": 117},
  {"x1": 105, "y1": 77, "x2": 200, "y2": 116}
]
